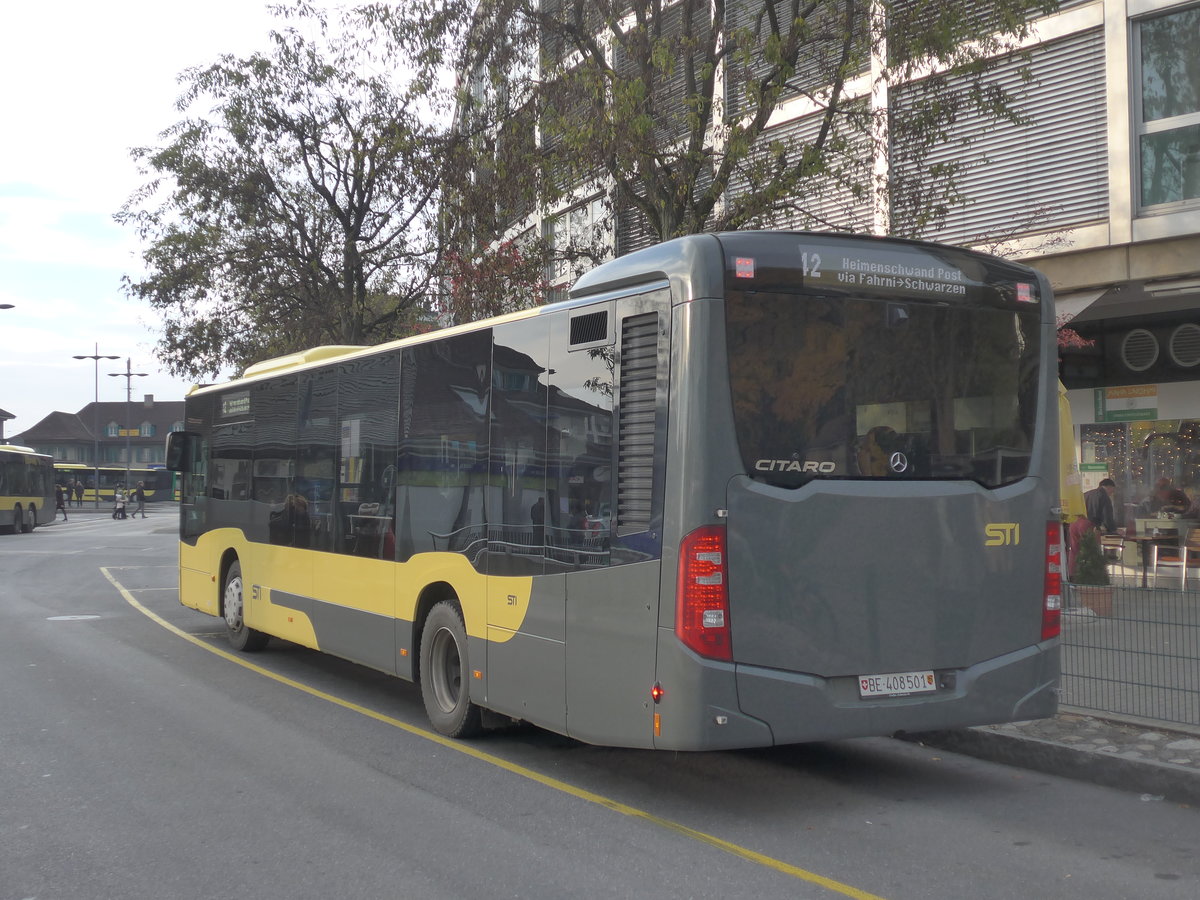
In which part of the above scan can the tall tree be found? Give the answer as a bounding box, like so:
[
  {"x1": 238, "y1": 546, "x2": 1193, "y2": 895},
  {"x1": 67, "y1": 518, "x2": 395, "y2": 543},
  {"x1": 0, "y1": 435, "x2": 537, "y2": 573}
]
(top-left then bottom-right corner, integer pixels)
[
  {"x1": 444, "y1": 0, "x2": 1060, "y2": 307},
  {"x1": 118, "y1": 2, "x2": 454, "y2": 379}
]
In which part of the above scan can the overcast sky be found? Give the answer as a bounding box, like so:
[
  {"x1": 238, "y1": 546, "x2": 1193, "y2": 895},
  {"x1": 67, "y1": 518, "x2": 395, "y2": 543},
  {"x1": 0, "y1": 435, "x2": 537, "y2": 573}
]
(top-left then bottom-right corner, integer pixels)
[{"x1": 0, "y1": 2, "x2": 309, "y2": 439}]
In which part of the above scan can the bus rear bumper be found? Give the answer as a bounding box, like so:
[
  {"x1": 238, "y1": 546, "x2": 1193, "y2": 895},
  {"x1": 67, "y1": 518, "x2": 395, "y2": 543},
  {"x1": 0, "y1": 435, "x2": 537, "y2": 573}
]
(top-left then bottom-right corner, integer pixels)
[{"x1": 735, "y1": 641, "x2": 1060, "y2": 746}]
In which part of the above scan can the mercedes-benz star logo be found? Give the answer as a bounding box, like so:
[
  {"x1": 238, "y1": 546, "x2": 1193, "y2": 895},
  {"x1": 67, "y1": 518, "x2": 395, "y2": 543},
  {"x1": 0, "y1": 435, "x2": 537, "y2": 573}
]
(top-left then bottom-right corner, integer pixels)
[{"x1": 889, "y1": 452, "x2": 909, "y2": 474}]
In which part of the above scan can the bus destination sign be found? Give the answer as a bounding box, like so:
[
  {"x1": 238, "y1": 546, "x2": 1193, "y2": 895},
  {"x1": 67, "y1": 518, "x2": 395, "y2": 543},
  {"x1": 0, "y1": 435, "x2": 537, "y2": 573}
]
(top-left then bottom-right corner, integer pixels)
[{"x1": 798, "y1": 245, "x2": 969, "y2": 298}]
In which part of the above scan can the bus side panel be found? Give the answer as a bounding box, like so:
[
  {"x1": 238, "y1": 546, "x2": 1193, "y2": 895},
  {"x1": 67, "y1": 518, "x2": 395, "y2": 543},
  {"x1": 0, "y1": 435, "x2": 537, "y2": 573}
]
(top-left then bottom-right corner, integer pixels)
[
  {"x1": 484, "y1": 574, "x2": 566, "y2": 733},
  {"x1": 563, "y1": 560, "x2": 662, "y2": 749},
  {"x1": 180, "y1": 529, "x2": 320, "y2": 648},
  {"x1": 650, "y1": 631, "x2": 774, "y2": 751},
  {"x1": 310, "y1": 555, "x2": 395, "y2": 673},
  {"x1": 179, "y1": 540, "x2": 219, "y2": 616}
]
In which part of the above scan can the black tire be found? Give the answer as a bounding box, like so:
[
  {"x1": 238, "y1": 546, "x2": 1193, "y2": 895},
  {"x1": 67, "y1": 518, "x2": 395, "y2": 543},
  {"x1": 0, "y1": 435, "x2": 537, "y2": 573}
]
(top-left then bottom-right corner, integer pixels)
[
  {"x1": 11, "y1": 505, "x2": 24, "y2": 535},
  {"x1": 419, "y1": 600, "x2": 483, "y2": 738},
  {"x1": 22, "y1": 505, "x2": 37, "y2": 533},
  {"x1": 223, "y1": 561, "x2": 269, "y2": 652}
]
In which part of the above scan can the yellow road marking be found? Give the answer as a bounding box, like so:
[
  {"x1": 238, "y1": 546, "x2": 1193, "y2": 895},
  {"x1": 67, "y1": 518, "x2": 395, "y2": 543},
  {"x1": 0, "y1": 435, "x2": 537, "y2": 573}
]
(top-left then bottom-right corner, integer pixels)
[{"x1": 104, "y1": 566, "x2": 887, "y2": 900}]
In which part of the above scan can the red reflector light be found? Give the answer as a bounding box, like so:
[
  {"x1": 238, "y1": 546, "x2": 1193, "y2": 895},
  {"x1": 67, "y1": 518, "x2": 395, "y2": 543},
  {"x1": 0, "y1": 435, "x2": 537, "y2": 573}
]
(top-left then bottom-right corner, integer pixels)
[
  {"x1": 676, "y1": 525, "x2": 732, "y2": 661},
  {"x1": 1043, "y1": 521, "x2": 1062, "y2": 640}
]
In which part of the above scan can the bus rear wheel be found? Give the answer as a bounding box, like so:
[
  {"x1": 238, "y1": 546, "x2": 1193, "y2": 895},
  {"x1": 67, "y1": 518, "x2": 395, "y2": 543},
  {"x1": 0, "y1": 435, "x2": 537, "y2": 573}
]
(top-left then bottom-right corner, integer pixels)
[
  {"x1": 420, "y1": 601, "x2": 483, "y2": 738},
  {"x1": 223, "y1": 561, "x2": 269, "y2": 652}
]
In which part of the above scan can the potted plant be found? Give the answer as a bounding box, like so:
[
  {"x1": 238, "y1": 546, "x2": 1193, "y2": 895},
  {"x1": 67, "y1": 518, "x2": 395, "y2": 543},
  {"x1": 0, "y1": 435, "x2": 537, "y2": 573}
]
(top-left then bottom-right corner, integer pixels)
[{"x1": 1072, "y1": 526, "x2": 1114, "y2": 616}]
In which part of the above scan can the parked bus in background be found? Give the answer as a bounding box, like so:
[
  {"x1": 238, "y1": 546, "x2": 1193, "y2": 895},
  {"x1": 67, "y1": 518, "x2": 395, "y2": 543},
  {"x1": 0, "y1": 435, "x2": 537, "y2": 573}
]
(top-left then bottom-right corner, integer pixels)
[
  {"x1": 53, "y1": 464, "x2": 174, "y2": 504},
  {"x1": 0, "y1": 445, "x2": 55, "y2": 534},
  {"x1": 165, "y1": 231, "x2": 1061, "y2": 750}
]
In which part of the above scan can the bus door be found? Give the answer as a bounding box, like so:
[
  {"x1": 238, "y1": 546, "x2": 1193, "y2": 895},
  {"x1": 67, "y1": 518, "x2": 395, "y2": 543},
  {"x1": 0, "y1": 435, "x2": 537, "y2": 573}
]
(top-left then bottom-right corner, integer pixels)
[
  {"x1": 560, "y1": 296, "x2": 668, "y2": 748},
  {"x1": 485, "y1": 319, "x2": 566, "y2": 732}
]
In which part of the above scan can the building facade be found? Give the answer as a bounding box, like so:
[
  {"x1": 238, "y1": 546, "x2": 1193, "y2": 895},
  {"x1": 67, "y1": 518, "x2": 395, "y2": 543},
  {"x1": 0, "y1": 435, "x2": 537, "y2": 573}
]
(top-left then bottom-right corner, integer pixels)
[
  {"x1": 462, "y1": 0, "x2": 1200, "y2": 520},
  {"x1": 9, "y1": 395, "x2": 185, "y2": 469},
  {"x1": 1033, "y1": 1, "x2": 1200, "y2": 524}
]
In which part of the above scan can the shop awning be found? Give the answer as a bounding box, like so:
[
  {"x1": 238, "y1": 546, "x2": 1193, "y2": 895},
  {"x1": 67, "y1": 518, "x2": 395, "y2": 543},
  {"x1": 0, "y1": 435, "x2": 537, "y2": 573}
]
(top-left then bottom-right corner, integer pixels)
[
  {"x1": 1054, "y1": 289, "x2": 1107, "y2": 324},
  {"x1": 1068, "y1": 281, "x2": 1200, "y2": 327}
]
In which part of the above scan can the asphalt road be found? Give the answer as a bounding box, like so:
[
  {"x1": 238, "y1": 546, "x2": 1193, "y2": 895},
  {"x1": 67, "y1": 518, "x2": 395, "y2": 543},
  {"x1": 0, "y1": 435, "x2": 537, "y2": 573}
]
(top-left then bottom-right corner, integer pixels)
[{"x1": 3, "y1": 513, "x2": 1199, "y2": 900}]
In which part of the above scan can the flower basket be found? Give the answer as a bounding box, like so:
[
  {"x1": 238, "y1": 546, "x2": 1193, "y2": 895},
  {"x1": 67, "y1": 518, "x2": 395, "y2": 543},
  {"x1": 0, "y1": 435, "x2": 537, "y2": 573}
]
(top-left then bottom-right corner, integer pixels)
[{"x1": 1075, "y1": 584, "x2": 1114, "y2": 617}]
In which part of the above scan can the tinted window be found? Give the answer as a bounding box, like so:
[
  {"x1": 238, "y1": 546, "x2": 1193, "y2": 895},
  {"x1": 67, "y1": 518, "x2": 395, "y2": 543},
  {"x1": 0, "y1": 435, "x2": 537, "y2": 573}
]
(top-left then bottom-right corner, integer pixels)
[
  {"x1": 298, "y1": 367, "x2": 338, "y2": 552},
  {"x1": 337, "y1": 353, "x2": 400, "y2": 560},
  {"x1": 546, "y1": 312, "x2": 615, "y2": 570},
  {"x1": 726, "y1": 291, "x2": 1040, "y2": 488},
  {"x1": 254, "y1": 376, "x2": 299, "y2": 546},
  {"x1": 396, "y1": 333, "x2": 491, "y2": 564},
  {"x1": 489, "y1": 321, "x2": 550, "y2": 576}
]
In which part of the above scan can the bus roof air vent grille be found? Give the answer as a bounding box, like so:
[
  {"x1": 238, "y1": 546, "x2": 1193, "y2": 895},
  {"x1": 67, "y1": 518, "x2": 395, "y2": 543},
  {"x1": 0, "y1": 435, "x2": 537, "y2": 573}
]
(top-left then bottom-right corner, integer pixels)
[
  {"x1": 570, "y1": 310, "x2": 609, "y2": 348},
  {"x1": 1120, "y1": 328, "x2": 1159, "y2": 373},
  {"x1": 1168, "y1": 323, "x2": 1200, "y2": 368}
]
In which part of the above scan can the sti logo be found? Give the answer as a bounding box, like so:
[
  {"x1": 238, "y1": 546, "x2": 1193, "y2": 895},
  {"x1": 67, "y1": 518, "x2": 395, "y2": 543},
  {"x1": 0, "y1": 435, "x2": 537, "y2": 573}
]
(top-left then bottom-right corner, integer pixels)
[{"x1": 985, "y1": 523, "x2": 1020, "y2": 546}]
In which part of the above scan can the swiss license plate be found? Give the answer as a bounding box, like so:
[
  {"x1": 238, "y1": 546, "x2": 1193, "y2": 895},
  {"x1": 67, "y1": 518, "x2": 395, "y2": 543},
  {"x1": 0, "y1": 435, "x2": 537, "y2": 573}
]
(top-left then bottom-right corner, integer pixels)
[{"x1": 858, "y1": 670, "x2": 937, "y2": 698}]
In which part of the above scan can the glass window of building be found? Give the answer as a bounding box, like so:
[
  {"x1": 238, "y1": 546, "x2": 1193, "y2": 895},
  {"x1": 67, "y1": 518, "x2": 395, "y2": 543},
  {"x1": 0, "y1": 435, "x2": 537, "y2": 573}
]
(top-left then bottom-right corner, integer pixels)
[
  {"x1": 546, "y1": 196, "x2": 608, "y2": 284},
  {"x1": 1137, "y1": 5, "x2": 1200, "y2": 208}
]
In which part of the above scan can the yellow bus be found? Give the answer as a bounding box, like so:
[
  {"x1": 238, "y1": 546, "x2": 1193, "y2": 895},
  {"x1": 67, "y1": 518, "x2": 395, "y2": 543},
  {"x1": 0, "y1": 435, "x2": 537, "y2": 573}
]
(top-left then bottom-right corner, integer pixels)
[
  {"x1": 0, "y1": 445, "x2": 55, "y2": 533},
  {"x1": 53, "y1": 464, "x2": 175, "y2": 504},
  {"x1": 165, "y1": 232, "x2": 1061, "y2": 750}
]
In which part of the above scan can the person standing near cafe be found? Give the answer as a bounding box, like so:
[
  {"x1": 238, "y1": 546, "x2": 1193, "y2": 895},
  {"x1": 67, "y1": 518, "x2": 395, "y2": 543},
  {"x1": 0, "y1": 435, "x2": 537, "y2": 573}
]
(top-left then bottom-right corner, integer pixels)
[{"x1": 1083, "y1": 477, "x2": 1117, "y2": 533}]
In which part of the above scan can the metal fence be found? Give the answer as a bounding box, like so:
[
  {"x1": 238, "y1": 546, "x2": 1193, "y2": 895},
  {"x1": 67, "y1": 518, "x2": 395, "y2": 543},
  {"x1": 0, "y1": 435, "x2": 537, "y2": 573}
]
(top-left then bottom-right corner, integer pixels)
[{"x1": 1061, "y1": 557, "x2": 1200, "y2": 728}]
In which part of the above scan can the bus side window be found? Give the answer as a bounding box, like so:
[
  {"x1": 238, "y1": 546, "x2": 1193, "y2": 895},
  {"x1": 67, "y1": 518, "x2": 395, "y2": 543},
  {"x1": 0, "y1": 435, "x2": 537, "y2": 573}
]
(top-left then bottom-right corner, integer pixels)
[{"x1": 547, "y1": 314, "x2": 614, "y2": 571}]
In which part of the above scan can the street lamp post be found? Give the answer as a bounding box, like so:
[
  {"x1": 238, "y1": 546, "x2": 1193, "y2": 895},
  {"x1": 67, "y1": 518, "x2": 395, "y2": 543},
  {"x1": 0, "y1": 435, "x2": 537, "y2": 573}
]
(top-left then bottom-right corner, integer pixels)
[
  {"x1": 108, "y1": 359, "x2": 149, "y2": 490},
  {"x1": 73, "y1": 345, "x2": 121, "y2": 508}
]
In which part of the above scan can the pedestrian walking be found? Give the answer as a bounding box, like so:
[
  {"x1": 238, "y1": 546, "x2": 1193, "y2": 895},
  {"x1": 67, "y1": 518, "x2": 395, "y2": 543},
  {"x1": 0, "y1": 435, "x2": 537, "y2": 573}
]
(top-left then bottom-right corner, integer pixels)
[
  {"x1": 55, "y1": 484, "x2": 68, "y2": 521},
  {"x1": 134, "y1": 481, "x2": 146, "y2": 518},
  {"x1": 113, "y1": 486, "x2": 127, "y2": 520},
  {"x1": 73, "y1": 480, "x2": 84, "y2": 507}
]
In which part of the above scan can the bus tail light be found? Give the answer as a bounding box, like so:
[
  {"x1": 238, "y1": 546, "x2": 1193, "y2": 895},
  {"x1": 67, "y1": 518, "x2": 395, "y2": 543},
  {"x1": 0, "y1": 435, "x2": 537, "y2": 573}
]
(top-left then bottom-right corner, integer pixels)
[
  {"x1": 1043, "y1": 521, "x2": 1062, "y2": 640},
  {"x1": 676, "y1": 525, "x2": 732, "y2": 661}
]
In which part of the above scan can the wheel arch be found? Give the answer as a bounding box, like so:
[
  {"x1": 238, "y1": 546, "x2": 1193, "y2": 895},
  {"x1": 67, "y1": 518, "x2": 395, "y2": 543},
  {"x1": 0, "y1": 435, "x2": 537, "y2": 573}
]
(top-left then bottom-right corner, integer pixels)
[
  {"x1": 217, "y1": 549, "x2": 241, "y2": 616},
  {"x1": 412, "y1": 581, "x2": 461, "y2": 686}
]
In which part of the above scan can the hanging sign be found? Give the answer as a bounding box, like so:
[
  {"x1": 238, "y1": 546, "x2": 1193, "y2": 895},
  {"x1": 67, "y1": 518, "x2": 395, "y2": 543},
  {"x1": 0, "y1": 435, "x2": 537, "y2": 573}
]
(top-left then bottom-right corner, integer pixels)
[{"x1": 1094, "y1": 385, "x2": 1157, "y2": 422}]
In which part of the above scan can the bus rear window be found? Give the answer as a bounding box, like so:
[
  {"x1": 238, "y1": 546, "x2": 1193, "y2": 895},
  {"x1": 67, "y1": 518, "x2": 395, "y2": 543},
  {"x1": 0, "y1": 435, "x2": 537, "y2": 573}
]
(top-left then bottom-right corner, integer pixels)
[{"x1": 726, "y1": 291, "x2": 1040, "y2": 488}]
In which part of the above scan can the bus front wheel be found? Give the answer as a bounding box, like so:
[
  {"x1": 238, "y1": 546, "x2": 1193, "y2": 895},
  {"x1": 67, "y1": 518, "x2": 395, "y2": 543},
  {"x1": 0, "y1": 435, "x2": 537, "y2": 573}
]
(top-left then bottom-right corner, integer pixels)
[
  {"x1": 420, "y1": 601, "x2": 483, "y2": 738},
  {"x1": 223, "y1": 561, "x2": 269, "y2": 652},
  {"x1": 22, "y1": 505, "x2": 36, "y2": 533}
]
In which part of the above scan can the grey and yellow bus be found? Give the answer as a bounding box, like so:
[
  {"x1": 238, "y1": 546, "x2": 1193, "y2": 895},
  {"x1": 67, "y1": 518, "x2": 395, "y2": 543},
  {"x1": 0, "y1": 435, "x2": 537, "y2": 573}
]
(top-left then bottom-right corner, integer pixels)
[
  {"x1": 0, "y1": 445, "x2": 55, "y2": 534},
  {"x1": 53, "y1": 464, "x2": 175, "y2": 504},
  {"x1": 165, "y1": 231, "x2": 1061, "y2": 750}
]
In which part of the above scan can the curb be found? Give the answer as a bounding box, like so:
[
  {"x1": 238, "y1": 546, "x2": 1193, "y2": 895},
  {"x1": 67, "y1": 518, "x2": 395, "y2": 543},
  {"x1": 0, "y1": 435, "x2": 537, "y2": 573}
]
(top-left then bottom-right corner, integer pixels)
[{"x1": 900, "y1": 727, "x2": 1200, "y2": 805}]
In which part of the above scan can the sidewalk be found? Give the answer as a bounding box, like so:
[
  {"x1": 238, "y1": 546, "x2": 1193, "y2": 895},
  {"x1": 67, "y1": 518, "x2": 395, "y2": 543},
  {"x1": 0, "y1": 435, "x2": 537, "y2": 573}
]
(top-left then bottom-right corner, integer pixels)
[{"x1": 906, "y1": 710, "x2": 1200, "y2": 805}]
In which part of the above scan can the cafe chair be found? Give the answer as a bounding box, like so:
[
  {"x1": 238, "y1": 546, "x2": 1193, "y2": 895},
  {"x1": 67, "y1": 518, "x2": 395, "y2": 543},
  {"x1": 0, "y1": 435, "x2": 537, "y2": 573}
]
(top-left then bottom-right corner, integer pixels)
[
  {"x1": 1150, "y1": 528, "x2": 1200, "y2": 590},
  {"x1": 1100, "y1": 533, "x2": 1126, "y2": 581},
  {"x1": 1183, "y1": 528, "x2": 1200, "y2": 593}
]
